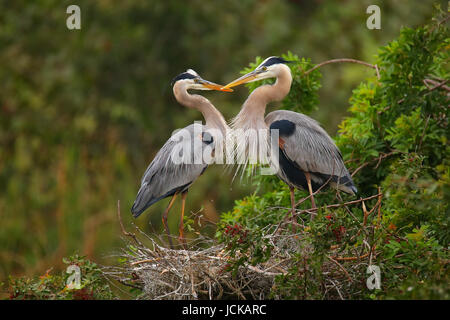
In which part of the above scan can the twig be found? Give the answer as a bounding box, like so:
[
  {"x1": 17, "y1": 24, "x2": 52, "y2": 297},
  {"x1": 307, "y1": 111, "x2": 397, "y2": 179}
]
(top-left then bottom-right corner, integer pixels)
[
  {"x1": 247, "y1": 265, "x2": 285, "y2": 276},
  {"x1": 351, "y1": 151, "x2": 397, "y2": 177},
  {"x1": 377, "y1": 187, "x2": 382, "y2": 229},
  {"x1": 116, "y1": 278, "x2": 143, "y2": 290},
  {"x1": 430, "y1": 13, "x2": 450, "y2": 32},
  {"x1": 367, "y1": 193, "x2": 382, "y2": 218},
  {"x1": 332, "y1": 252, "x2": 370, "y2": 261},
  {"x1": 117, "y1": 200, "x2": 139, "y2": 244},
  {"x1": 294, "y1": 193, "x2": 382, "y2": 216},
  {"x1": 304, "y1": 58, "x2": 381, "y2": 79},
  {"x1": 333, "y1": 242, "x2": 378, "y2": 262},
  {"x1": 185, "y1": 250, "x2": 198, "y2": 299},
  {"x1": 327, "y1": 256, "x2": 353, "y2": 282},
  {"x1": 423, "y1": 79, "x2": 449, "y2": 93},
  {"x1": 130, "y1": 258, "x2": 162, "y2": 266},
  {"x1": 423, "y1": 79, "x2": 433, "y2": 90},
  {"x1": 329, "y1": 279, "x2": 344, "y2": 300}
]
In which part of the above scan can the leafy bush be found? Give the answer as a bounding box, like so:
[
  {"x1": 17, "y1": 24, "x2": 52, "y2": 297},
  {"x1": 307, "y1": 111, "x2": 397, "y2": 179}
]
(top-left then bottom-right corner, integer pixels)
[
  {"x1": 217, "y1": 9, "x2": 449, "y2": 299},
  {"x1": 6, "y1": 254, "x2": 116, "y2": 300}
]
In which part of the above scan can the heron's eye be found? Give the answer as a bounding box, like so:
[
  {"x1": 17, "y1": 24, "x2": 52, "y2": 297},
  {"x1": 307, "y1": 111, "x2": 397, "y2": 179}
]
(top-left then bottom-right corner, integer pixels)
[
  {"x1": 194, "y1": 78, "x2": 200, "y2": 83},
  {"x1": 262, "y1": 66, "x2": 267, "y2": 71}
]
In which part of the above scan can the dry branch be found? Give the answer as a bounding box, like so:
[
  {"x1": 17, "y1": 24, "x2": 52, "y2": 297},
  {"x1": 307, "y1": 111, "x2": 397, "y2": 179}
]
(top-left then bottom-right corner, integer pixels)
[{"x1": 304, "y1": 58, "x2": 381, "y2": 79}]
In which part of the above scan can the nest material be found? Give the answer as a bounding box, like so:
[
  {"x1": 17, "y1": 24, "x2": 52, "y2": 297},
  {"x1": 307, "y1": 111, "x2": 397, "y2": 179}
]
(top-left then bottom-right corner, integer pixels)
[
  {"x1": 103, "y1": 193, "x2": 382, "y2": 300},
  {"x1": 104, "y1": 234, "x2": 280, "y2": 300}
]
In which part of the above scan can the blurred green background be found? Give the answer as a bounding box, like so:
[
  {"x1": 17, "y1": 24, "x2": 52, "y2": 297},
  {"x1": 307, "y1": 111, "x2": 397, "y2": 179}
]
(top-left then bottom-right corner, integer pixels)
[{"x1": 0, "y1": 0, "x2": 443, "y2": 286}]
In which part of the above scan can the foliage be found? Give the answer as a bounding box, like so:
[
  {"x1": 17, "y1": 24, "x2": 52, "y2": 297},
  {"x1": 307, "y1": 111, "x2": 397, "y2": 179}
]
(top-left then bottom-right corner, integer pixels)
[
  {"x1": 1, "y1": 0, "x2": 444, "y2": 293},
  {"x1": 6, "y1": 254, "x2": 116, "y2": 300},
  {"x1": 217, "y1": 9, "x2": 449, "y2": 300}
]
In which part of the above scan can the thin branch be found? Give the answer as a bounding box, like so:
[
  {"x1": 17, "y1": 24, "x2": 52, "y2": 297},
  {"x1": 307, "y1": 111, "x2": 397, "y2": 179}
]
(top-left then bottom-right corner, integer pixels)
[
  {"x1": 327, "y1": 256, "x2": 353, "y2": 282},
  {"x1": 377, "y1": 187, "x2": 382, "y2": 229},
  {"x1": 423, "y1": 78, "x2": 450, "y2": 92},
  {"x1": 247, "y1": 265, "x2": 284, "y2": 277},
  {"x1": 351, "y1": 151, "x2": 398, "y2": 177},
  {"x1": 332, "y1": 251, "x2": 370, "y2": 262},
  {"x1": 304, "y1": 58, "x2": 381, "y2": 79},
  {"x1": 130, "y1": 258, "x2": 162, "y2": 266},
  {"x1": 294, "y1": 193, "x2": 382, "y2": 215},
  {"x1": 117, "y1": 200, "x2": 139, "y2": 244}
]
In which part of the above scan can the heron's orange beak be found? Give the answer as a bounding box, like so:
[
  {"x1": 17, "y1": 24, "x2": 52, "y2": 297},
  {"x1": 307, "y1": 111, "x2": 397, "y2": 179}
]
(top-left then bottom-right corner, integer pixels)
[
  {"x1": 221, "y1": 70, "x2": 260, "y2": 89},
  {"x1": 199, "y1": 79, "x2": 233, "y2": 92}
]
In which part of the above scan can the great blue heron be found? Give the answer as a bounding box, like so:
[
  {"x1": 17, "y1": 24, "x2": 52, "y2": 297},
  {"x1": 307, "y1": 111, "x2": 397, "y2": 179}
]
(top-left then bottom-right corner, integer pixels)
[
  {"x1": 131, "y1": 69, "x2": 230, "y2": 247},
  {"x1": 223, "y1": 56, "x2": 357, "y2": 219}
]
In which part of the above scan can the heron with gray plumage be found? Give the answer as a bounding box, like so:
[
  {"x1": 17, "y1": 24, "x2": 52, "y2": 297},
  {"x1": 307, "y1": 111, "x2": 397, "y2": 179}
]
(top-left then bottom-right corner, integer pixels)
[
  {"x1": 222, "y1": 56, "x2": 357, "y2": 219},
  {"x1": 131, "y1": 69, "x2": 231, "y2": 247}
]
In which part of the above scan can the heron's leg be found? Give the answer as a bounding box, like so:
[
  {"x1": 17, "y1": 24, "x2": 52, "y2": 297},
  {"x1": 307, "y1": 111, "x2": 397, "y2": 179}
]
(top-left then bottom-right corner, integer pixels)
[
  {"x1": 162, "y1": 193, "x2": 178, "y2": 249},
  {"x1": 178, "y1": 191, "x2": 188, "y2": 248},
  {"x1": 305, "y1": 172, "x2": 317, "y2": 220}
]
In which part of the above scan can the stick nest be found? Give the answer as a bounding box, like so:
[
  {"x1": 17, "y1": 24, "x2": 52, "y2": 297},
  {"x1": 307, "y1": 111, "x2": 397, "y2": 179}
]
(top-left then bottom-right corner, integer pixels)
[{"x1": 103, "y1": 193, "x2": 382, "y2": 300}]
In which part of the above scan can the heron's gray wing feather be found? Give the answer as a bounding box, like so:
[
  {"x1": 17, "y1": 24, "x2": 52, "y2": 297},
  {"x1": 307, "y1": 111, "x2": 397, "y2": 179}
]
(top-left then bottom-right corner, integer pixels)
[
  {"x1": 266, "y1": 110, "x2": 356, "y2": 193},
  {"x1": 131, "y1": 124, "x2": 211, "y2": 217}
]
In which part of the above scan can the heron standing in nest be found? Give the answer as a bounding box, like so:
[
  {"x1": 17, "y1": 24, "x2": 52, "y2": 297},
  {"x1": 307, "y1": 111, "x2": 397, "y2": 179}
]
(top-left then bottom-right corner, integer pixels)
[{"x1": 222, "y1": 57, "x2": 357, "y2": 219}]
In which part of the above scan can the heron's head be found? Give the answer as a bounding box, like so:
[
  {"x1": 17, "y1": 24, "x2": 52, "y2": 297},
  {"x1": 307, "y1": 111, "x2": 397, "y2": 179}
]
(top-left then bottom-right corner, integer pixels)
[
  {"x1": 222, "y1": 56, "x2": 292, "y2": 89},
  {"x1": 171, "y1": 69, "x2": 232, "y2": 92}
]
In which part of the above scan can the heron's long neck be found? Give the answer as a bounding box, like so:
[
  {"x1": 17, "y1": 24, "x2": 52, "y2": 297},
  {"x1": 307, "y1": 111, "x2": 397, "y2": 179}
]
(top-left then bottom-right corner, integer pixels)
[
  {"x1": 174, "y1": 88, "x2": 228, "y2": 135},
  {"x1": 231, "y1": 65, "x2": 292, "y2": 131}
]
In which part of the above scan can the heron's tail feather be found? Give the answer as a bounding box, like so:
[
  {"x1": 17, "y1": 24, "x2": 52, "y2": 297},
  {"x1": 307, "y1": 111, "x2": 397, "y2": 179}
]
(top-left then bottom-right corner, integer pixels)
[
  {"x1": 131, "y1": 183, "x2": 158, "y2": 218},
  {"x1": 312, "y1": 172, "x2": 357, "y2": 195},
  {"x1": 333, "y1": 174, "x2": 358, "y2": 195},
  {"x1": 131, "y1": 182, "x2": 191, "y2": 218}
]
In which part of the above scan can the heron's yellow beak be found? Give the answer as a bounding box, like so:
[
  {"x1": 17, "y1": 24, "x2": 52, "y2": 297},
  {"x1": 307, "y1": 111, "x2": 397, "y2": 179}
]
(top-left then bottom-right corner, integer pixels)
[
  {"x1": 221, "y1": 70, "x2": 261, "y2": 89},
  {"x1": 199, "y1": 79, "x2": 233, "y2": 92}
]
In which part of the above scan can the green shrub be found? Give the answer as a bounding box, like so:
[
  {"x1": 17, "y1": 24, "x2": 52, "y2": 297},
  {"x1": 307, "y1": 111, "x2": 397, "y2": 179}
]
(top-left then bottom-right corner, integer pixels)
[
  {"x1": 6, "y1": 254, "x2": 116, "y2": 300},
  {"x1": 217, "y1": 9, "x2": 449, "y2": 299}
]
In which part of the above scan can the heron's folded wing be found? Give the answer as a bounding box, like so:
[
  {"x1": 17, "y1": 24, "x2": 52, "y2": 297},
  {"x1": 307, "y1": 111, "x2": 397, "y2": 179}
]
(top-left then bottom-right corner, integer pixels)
[
  {"x1": 131, "y1": 124, "x2": 210, "y2": 217},
  {"x1": 266, "y1": 110, "x2": 356, "y2": 192}
]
